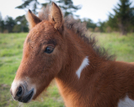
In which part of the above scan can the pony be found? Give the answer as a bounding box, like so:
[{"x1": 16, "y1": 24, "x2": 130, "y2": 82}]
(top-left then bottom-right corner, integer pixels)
[{"x1": 10, "y1": 2, "x2": 134, "y2": 107}]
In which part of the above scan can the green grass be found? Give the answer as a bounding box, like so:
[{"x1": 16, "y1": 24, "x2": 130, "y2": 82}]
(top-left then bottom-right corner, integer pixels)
[
  {"x1": 93, "y1": 32, "x2": 134, "y2": 62},
  {"x1": 0, "y1": 83, "x2": 64, "y2": 107},
  {"x1": 0, "y1": 32, "x2": 134, "y2": 107},
  {"x1": 0, "y1": 33, "x2": 25, "y2": 85},
  {"x1": 0, "y1": 33, "x2": 64, "y2": 107}
]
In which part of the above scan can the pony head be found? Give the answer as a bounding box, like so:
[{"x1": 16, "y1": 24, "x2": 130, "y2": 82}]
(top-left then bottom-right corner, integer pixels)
[{"x1": 10, "y1": 2, "x2": 66, "y2": 103}]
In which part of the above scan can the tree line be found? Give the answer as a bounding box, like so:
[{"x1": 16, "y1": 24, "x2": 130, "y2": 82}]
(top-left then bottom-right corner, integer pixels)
[
  {"x1": 0, "y1": 14, "x2": 28, "y2": 33},
  {"x1": 0, "y1": 0, "x2": 134, "y2": 35},
  {"x1": 99, "y1": 0, "x2": 134, "y2": 35}
]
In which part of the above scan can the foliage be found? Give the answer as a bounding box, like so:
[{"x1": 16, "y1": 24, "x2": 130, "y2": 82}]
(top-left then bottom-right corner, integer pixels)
[
  {"x1": 16, "y1": 0, "x2": 81, "y2": 17},
  {"x1": 90, "y1": 32, "x2": 134, "y2": 61},
  {"x1": 0, "y1": 83, "x2": 64, "y2": 107},
  {"x1": 13, "y1": 25, "x2": 21, "y2": 32},
  {"x1": 107, "y1": 13, "x2": 118, "y2": 31},
  {"x1": 55, "y1": 0, "x2": 81, "y2": 17},
  {"x1": 16, "y1": 0, "x2": 40, "y2": 14},
  {"x1": 4, "y1": 16, "x2": 16, "y2": 33},
  {"x1": 1, "y1": 33, "x2": 134, "y2": 106},
  {"x1": 82, "y1": 18, "x2": 97, "y2": 31},
  {"x1": 98, "y1": 20, "x2": 112, "y2": 33},
  {"x1": 14, "y1": 15, "x2": 28, "y2": 32},
  {"x1": 98, "y1": 20, "x2": 107, "y2": 32},
  {"x1": 0, "y1": 0, "x2": 81, "y2": 33},
  {"x1": 0, "y1": 33, "x2": 64, "y2": 107},
  {"x1": 107, "y1": 0, "x2": 134, "y2": 35},
  {"x1": 1, "y1": 0, "x2": 134, "y2": 33},
  {"x1": 0, "y1": 14, "x2": 28, "y2": 33},
  {"x1": 94, "y1": 27, "x2": 100, "y2": 32},
  {"x1": 0, "y1": 13, "x2": 5, "y2": 33},
  {"x1": 42, "y1": 0, "x2": 81, "y2": 16},
  {"x1": 0, "y1": 16, "x2": 16, "y2": 33}
]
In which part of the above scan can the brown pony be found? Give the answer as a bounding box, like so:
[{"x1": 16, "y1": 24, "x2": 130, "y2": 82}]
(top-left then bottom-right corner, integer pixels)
[{"x1": 10, "y1": 2, "x2": 134, "y2": 107}]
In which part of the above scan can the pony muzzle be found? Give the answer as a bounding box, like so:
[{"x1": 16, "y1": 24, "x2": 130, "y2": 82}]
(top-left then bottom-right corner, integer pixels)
[{"x1": 10, "y1": 81, "x2": 35, "y2": 103}]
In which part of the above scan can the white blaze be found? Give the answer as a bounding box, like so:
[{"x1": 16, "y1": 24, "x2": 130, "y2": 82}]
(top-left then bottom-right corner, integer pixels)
[
  {"x1": 118, "y1": 95, "x2": 134, "y2": 107},
  {"x1": 76, "y1": 56, "x2": 89, "y2": 79},
  {"x1": 11, "y1": 78, "x2": 36, "y2": 101},
  {"x1": 11, "y1": 80, "x2": 21, "y2": 97}
]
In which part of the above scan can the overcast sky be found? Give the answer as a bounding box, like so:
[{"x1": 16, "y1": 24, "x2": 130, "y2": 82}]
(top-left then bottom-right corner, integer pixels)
[{"x1": 0, "y1": 0, "x2": 134, "y2": 23}]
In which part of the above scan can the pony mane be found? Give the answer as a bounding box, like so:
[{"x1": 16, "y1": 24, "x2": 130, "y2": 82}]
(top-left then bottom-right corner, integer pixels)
[{"x1": 38, "y1": 5, "x2": 115, "y2": 61}]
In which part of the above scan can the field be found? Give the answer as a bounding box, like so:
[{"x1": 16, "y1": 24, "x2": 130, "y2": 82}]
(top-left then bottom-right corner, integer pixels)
[{"x1": 0, "y1": 32, "x2": 134, "y2": 107}]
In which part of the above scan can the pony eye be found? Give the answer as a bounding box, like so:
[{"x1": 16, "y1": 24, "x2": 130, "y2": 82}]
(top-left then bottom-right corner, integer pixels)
[{"x1": 44, "y1": 46, "x2": 54, "y2": 54}]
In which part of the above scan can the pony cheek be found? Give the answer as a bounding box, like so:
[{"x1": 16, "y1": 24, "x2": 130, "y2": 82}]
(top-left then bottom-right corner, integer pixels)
[
  {"x1": 32, "y1": 80, "x2": 50, "y2": 99},
  {"x1": 32, "y1": 72, "x2": 55, "y2": 98}
]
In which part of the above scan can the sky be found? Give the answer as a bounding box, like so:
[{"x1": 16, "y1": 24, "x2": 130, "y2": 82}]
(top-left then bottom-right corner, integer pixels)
[{"x1": 0, "y1": 0, "x2": 134, "y2": 23}]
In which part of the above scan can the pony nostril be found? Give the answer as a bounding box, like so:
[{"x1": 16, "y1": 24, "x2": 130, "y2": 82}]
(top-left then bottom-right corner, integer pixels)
[{"x1": 16, "y1": 86, "x2": 23, "y2": 97}]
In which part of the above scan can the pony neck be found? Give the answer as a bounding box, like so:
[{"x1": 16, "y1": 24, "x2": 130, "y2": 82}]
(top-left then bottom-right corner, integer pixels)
[{"x1": 55, "y1": 29, "x2": 101, "y2": 106}]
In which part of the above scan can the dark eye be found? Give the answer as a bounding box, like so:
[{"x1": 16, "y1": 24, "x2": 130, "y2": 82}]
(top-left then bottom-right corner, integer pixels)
[{"x1": 44, "y1": 46, "x2": 54, "y2": 54}]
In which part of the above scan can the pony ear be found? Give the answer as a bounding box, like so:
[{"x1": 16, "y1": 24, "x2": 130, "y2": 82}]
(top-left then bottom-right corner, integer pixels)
[
  {"x1": 49, "y1": 2, "x2": 63, "y2": 32},
  {"x1": 26, "y1": 10, "x2": 41, "y2": 29}
]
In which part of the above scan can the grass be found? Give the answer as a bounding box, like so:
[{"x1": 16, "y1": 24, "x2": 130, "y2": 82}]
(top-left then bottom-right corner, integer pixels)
[
  {"x1": 0, "y1": 83, "x2": 64, "y2": 107},
  {"x1": 0, "y1": 32, "x2": 134, "y2": 107},
  {"x1": 0, "y1": 33, "x2": 64, "y2": 107},
  {"x1": 93, "y1": 32, "x2": 134, "y2": 62}
]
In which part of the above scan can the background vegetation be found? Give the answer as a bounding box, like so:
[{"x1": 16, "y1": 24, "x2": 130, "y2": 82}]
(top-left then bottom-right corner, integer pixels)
[
  {"x1": 0, "y1": 32, "x2": 134, "y2": 107},
  {"x1": 0, "y1": 0, "x2": 134, "y2": 35},
  {"x1": 0, "y1": 33, "x2": 64, "y2": 107},
  {"x1": 0, "y1": 0, "x2": 134, "y2": 106}
]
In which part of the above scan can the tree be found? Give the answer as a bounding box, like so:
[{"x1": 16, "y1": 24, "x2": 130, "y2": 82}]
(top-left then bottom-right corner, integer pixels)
[
  {"x1": 98, "y1": 20, "x2": 107, "y2": 32},
  {"x1": 82, "y1": 18, "x2": 97, "y2": 30},
  {"x1": 15, "y1": 15, "x2": 28, "y2": 32},
  {"x1": 107, "y1": 13, "x2": 119, "y2": 32},
  {"x1": 54, "y1": 0, "x2": 81, "y2": 17},
  {"x1": 13, "y1": 25, "x2": 21, "y2": 33},
  {"x1": 0, "y1": 12, "x2": 5, "y2": 33},
  {"x1": 0, "y1": 12, "x2": 28, "y2": 33},
  {"x1": 107, "y1": 0, "x2": 134, "y2": 35},
  {"x1": 4, "y1": 16, "x2": 16, "y2": 33},
  {"x1": 16, "y1": 0, "x2": 40, "y2": 14},
  {"x1": 16, "y1": 0, "x2": 81, "y2": 17}
]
